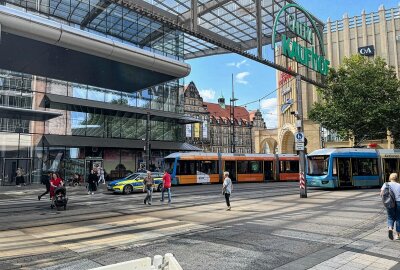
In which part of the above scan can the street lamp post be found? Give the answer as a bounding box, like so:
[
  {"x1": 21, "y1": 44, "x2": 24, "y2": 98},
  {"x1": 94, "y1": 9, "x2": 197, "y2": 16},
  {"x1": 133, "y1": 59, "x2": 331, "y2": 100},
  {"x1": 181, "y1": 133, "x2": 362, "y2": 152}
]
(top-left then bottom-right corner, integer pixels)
[{"x1": 230, "y1": 74, "x2": 238, "y2": 153}]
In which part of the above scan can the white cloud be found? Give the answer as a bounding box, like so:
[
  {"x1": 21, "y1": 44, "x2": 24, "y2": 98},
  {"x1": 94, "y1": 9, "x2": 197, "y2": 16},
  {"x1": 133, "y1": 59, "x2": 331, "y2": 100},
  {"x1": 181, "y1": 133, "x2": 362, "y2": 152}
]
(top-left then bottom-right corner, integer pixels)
[
  {"x1": 235, "y1": 72, "x2": 250, "y2": 85},
  {"x1": 227, "y1": 60, "x2": 248, "y2": 68},
  {"x1": 260, "y1": 98, "x2": 278, "y2": 128},
  {"x1": 199, "y1": 89, "x2": 216, "y2": 102}
]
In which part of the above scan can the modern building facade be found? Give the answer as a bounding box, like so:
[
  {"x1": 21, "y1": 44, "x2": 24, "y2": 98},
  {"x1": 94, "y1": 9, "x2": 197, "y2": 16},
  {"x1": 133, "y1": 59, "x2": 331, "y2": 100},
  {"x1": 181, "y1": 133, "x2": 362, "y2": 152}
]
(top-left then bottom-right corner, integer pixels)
[
  {"x1": 272, "y1": 4, "x2": 400, "y2": 154},
  {"x1": 0, "y1": 0, "x2": 200, "y2": 185},
  {"x1": 183, "y1": 81, "x2": 266, "y2": 153}
]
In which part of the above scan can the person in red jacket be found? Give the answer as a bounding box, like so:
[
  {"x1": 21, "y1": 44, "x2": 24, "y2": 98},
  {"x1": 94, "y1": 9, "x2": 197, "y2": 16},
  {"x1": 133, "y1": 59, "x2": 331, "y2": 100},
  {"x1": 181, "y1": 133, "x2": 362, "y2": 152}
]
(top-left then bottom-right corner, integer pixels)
[
  {"x1": 50, "y1": 172, "x2": 63, "y2": 202},
  {"x1": 160, "y1": 169, "x2": 172, "y2": 205}
]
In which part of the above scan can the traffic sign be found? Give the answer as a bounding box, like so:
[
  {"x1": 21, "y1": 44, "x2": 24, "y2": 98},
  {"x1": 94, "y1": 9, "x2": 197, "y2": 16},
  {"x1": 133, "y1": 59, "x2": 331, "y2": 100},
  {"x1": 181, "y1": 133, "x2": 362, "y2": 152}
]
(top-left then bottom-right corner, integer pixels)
[
  {"x1": 295, "y1": 142, "x2": 305, "y2": 151},
  {"x1": 295, "y1": 132, "x2": 305, "y2": 143}
]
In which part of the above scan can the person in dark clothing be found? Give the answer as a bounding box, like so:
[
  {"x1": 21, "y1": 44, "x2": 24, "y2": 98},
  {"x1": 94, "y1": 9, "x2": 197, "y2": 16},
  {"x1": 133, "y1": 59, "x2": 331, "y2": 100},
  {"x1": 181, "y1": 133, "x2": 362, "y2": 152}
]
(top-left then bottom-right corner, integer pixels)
[
  {"x1": 87, "y1": 170, "x2": 98, "y2": 195},
  {"x1": 38, "y1": 172, "x2": 52, "y2": 200}
]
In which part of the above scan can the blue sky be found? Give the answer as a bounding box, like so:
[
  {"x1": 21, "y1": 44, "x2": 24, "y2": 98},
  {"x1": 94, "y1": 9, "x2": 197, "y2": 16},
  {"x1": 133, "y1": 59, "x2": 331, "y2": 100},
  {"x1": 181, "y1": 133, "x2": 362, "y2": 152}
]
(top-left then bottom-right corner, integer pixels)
[{"x1": 184, "y1": 0, "x2": 399, "y2": 128}]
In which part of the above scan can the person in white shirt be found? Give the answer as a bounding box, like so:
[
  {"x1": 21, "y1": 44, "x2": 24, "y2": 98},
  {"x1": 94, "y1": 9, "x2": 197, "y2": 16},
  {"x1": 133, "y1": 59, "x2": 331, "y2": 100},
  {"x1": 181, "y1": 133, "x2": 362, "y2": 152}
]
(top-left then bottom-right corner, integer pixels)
[
  {"x1": 222, "y1": 171, "x2": 232, "y2": 211},
  {"x1": 98, "y1": 167, "x2": 105, "y2": 184},
  {"x1": 380, "y1": 173, "x2": 400, "y2": 240}
]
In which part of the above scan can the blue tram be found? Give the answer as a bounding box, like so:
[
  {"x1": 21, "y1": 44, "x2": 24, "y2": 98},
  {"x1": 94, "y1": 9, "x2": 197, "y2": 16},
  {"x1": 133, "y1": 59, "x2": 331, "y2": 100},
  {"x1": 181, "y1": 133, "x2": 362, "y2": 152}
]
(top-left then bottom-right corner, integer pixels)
[{"x1": 306, "y1": 148, "x2": 381, "y2": 188}]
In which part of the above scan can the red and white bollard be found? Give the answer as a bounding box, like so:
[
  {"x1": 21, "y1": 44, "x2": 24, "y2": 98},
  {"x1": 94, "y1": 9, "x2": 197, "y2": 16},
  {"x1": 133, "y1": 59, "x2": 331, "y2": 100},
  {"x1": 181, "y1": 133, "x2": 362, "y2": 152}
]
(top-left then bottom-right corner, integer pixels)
[{"x1": 299, "y1": 172, "x2": 306, "y2": 190}]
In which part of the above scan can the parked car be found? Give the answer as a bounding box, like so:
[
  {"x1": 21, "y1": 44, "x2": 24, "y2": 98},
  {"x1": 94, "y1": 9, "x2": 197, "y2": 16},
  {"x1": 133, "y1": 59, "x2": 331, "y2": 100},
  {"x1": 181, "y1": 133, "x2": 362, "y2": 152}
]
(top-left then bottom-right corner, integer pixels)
[{"x1": 107, "y1": 172, "x2": 163, "y2": 194}]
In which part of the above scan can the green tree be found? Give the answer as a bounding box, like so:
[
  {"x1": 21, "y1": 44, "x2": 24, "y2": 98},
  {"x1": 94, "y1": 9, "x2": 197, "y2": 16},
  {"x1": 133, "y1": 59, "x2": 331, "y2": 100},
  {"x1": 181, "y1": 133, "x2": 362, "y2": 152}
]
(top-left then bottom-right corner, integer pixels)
[{"x1": 309, "y1": 55, "x2": 400, "y2": 146}]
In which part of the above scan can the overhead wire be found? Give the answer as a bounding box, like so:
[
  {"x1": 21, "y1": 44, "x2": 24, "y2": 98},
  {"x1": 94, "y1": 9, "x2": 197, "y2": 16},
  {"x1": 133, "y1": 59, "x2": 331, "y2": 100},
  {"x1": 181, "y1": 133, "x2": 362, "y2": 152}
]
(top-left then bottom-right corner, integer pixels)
[{"x1": 239, "y1": 77, "x2": 295, "y2": 108}]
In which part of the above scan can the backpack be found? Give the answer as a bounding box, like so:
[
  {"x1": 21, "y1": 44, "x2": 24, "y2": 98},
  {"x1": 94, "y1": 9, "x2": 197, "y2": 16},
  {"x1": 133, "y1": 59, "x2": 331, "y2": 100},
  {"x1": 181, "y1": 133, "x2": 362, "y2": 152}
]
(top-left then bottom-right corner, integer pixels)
[{"x1": 382, "y1": 183, "x2": 396, "y2": 209}]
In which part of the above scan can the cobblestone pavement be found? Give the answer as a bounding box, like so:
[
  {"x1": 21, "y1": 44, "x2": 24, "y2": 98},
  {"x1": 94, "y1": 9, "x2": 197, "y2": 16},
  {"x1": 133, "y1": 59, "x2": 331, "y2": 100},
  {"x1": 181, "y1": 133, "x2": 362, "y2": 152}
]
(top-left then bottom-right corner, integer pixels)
[{"x1": 0, "y1": 182, "x2": 398, "y2": 270}]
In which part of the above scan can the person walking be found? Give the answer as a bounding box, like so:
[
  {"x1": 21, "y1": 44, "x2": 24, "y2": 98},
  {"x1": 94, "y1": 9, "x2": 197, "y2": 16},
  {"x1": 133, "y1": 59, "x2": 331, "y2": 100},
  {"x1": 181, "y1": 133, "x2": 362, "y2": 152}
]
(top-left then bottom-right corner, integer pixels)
[
  {"x1": 87, "y1": 170, "x2": 98, "y2": 195},
  {"x1": 222, "y1": 171, "x2": 232, "y2": 211},
  {"x1": 98, "y1": 167, "x2": 105, "y2": 185},
  {"x1": 380, "y1": 173, "x2": 400, "y2": 240},
  {"x1": 38, "y1": 172, "x2": 51, "y2": 200},
  {"x1": 16, "y1": 168, "x2": 25, "y2": 187},
  {"x1": 143, "y1": 171, "x2": 154, "y2": 205},
  {"x1": 160, "y1": 169, "x2": 172, "y2": 205},
  {"x1": 50, "y1": 172, "x2": 63, "y2": 205}
]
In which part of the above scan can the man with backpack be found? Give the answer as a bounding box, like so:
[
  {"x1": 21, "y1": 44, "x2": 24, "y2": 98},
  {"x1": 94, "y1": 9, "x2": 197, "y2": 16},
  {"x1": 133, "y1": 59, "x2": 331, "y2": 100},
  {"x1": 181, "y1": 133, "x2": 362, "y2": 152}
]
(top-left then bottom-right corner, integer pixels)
[{"x1": 381, "y1": 173, "x2": 400, "y2": 240}]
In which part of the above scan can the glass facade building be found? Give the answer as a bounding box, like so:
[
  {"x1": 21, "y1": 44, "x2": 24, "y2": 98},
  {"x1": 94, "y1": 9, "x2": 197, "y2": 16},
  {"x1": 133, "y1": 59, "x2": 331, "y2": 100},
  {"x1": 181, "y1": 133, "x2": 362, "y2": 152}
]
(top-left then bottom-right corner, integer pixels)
[{"x1": 0, "y1": 0, "x2": 198, "y2": 186}]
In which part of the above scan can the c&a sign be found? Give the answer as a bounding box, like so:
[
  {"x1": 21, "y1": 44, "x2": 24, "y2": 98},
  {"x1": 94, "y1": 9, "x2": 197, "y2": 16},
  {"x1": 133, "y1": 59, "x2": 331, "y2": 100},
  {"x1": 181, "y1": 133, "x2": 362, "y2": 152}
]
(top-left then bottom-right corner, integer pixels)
[
  {"x1": 358, "y1": 45, "x2": 374, "y2": 56},
  {"x1": 272, "y1": 4, "x2": 330, "y2": 76}
]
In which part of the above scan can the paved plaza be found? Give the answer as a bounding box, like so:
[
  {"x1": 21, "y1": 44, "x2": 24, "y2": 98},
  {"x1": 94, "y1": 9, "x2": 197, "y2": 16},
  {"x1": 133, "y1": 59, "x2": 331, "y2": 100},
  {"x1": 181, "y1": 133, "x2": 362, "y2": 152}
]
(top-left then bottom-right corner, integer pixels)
[{"x1": 0, "y1": 182, "x2": 398, "y2": 270}]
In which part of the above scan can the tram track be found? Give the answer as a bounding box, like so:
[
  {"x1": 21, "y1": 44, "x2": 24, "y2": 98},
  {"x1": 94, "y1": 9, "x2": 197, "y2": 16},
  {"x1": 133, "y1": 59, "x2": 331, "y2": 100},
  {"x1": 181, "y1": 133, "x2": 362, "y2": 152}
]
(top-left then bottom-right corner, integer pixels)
[{"x1": 0, "y1": 185, "x2": 308, "y2": 231}]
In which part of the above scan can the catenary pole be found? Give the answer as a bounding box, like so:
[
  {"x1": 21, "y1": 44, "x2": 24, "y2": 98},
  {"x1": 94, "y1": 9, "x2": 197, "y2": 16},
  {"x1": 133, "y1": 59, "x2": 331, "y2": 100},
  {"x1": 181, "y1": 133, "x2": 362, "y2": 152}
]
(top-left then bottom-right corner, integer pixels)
[{"x1": 296, "y1": 75, "x2": 307, "y2": 198}]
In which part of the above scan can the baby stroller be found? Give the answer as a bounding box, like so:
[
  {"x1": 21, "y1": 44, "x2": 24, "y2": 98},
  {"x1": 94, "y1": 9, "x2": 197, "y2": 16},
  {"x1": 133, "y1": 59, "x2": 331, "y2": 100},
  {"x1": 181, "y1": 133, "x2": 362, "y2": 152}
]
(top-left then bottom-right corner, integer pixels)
[{"x1": 51, "y1": 187, "x2": 68, "y2": 210}]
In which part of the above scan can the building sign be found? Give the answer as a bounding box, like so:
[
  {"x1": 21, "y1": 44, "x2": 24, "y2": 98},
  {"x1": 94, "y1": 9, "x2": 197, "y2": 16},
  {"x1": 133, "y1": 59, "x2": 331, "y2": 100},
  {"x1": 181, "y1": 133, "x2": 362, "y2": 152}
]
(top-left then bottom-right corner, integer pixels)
[
  {"x1": 185, "y1": 124, "x2": 192, "y2": 137},
  {"x1": 358, "y1": 45, "x2": 374, "y2": 56},
  {"x1": 282, "y1": 87, "x2": 292, "y2": 96},
  {"x1": 281, "y1": 98, "x2": 294, "y2": 114},
  {"x1": 202, "y1": 121, "x2": 208, "y2": 139},
  {"x1": 279, "y1": 67, "x2": 292, "y2": 86},
  {"x1": 272, "y1": 4, "x2": 330, "y2": 76},
  {"x1": 194, "y1": 123, "x2": 200, "y2": 138}
]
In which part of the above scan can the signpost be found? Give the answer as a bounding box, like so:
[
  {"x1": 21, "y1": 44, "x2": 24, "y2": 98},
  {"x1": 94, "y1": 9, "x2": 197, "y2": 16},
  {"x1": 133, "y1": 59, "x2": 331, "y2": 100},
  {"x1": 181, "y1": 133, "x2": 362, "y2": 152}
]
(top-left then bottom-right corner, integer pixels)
[
  {"x1": 295, "y1": 75, "x2": 307, "y2": 198},
  {"x1": 271, "y1": 3, "x2": 330, "y2": 198}
]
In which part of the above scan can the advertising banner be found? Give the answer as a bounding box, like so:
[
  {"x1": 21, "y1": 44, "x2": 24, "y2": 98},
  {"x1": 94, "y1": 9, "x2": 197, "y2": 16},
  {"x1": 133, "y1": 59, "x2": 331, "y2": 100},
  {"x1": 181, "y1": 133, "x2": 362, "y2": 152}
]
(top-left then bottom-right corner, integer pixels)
[
  {"x1": 186, "y1": 124, "x2": 192, "y2": 137},
  {"x1": 202, "y1": 121, "x2": 208, "y2": 139},
  {"x1": 194, "y1": 123, "x2": 200, "y2": 138}
]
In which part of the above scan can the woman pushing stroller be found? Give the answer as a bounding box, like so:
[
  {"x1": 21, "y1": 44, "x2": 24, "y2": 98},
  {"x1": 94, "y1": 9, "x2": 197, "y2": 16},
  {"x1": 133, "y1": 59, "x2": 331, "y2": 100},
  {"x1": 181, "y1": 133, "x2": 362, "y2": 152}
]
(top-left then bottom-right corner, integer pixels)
[{"x1": 50, "y1": 173, "x2": 64, "y2": 207}]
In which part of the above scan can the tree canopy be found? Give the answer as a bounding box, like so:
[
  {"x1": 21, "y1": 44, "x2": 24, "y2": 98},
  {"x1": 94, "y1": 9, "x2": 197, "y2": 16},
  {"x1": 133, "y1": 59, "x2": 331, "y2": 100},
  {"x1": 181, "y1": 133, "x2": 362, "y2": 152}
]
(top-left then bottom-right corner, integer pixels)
[{"x1": 309, "y1": 55, "x2": 400, "y2": 146}]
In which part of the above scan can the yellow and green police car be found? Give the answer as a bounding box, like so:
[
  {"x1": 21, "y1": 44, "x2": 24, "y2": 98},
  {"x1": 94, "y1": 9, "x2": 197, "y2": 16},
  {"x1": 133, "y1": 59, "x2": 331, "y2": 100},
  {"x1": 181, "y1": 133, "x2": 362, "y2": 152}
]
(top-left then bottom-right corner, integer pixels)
[{"x1": 107, "y1": 172, "x2": 164, "y2": 194}]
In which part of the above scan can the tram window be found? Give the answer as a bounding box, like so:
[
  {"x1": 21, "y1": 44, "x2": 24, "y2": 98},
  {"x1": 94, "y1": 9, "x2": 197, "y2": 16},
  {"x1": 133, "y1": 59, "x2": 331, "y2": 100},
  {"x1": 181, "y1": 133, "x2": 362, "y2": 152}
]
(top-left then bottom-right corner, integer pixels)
[
  {"x1": 307, "y1": 156, "x2": 329, "y2": 176},
  {"x1": 198, "y1": 160, "x2": 218, "y2": 174},
  {"x1": 332, "y1": 159, "x2": 337, "y2": 176},
  {"x1": 164, "y1": 159, "x2": 175, "y2": 173},
  {"x1": 178, "y1": 160, "x2": 196, "y2": 175},
  {"x1": 238, "y1": 161, "x2": 249, "y2": 174},
  {"x1": 249, "y1": 161, "x2": 261, "y2": 173},
  {"x1": 351, "y1": 158, "x2": 378, "y2": 176},
  {"x1": 280, "y1": 161, "x2": 299, "y2": 173},
  {"x1": 384, "y1": 159, "x2": 397, "y2": 181},
  {"x1": 237, "y1": 161, "x2": 261, "y2": 174}
]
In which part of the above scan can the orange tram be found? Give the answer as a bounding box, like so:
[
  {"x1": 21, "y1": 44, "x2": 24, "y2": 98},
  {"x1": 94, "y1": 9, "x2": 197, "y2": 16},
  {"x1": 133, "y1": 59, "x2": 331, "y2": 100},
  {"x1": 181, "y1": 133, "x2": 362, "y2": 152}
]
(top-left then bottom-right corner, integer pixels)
[{"x1": 164, "y1": 152, "x2": 299, "y2": 185}]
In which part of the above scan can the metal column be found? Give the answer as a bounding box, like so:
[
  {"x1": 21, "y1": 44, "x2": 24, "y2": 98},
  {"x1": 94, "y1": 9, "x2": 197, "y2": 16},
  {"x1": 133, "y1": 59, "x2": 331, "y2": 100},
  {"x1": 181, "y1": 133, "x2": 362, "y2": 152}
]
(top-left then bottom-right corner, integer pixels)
[
  {"x1": 255, "y1": 0, "x2": 263, "y2": 59},
  {"x1": 145, "y1": 112, "x2": 151, "y2": 170},
  {"x1": 296, "y1": 75, "x2": 307, "y2": 198}
]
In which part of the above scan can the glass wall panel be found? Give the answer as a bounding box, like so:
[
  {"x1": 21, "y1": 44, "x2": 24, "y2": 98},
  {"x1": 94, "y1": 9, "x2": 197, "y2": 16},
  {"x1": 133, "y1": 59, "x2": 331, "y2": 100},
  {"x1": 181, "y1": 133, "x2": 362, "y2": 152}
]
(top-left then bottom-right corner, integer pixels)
[
  {"x1": 151, "y1": 120, "x2": 164, "y2": 140},
  {"x1": 121, "y1": 149, "x2": 135, "y2": 176},
  {"x1": 104, "y1": 148, "x2": 121, "y2": 180},
  {"x1": 71, "y1": 112, "x2": 87, "y2": 136},
  {"x1": 85, "y1": 109, "x2": 104, "y2": 137},
  {"x1": 105, "y1": 90, "x2": 122, "y2": 103},
  {"x1": 71, "y1": 83, "x2": 87, "y2": 99},
  {"x1": 164, "y1": 121, "x2": 173, "y2": 141},
  {"x1": 137, "y1": 89, "x2": 151, "y2": 108},
  {"x1": 121, "y1": 116, "x2": 137, "y2": 139},
  {"x1": 137, "y1": 116, "x2": 146, "y2": 140},
  {"x1": 87, "y1": 86, "x2": 106, "y2": 102}
]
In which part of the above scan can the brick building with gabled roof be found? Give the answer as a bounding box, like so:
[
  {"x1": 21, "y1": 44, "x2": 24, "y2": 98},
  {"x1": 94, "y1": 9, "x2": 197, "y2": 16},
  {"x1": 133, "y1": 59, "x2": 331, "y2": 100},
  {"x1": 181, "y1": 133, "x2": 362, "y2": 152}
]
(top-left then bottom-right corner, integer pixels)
[{"x1": 183, "y1": 81, "x2": 266, "y2": 153}]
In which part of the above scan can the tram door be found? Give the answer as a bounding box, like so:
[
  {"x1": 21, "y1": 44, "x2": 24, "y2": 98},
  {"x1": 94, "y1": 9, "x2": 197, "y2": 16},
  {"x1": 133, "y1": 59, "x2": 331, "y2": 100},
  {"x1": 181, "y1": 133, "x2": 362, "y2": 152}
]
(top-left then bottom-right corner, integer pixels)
[
  {"x1": 337, "y1": 158, "x2": 352, "y2": 186},
  {"x1": 224, "y1": 161, "x2": 237, "y2": 182},
  {"x1": 383, "y1": 159, "x2": 398, "y2": 182},
  {"x1": 264, "y1": 161, "x2": 274, "y2": 181}
]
